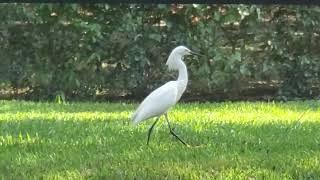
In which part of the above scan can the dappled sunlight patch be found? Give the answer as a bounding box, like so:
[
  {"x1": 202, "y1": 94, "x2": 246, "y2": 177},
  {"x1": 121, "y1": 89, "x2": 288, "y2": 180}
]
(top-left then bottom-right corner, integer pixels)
[
  {"x1": 42, "y1": 170, "x2": 83, "y2": 179},
  {"x1": 294, "y1": 155, "x2": 320, "y2": 177},
  {"x1": 0, "y1": 132, "x2": 41, "y2": 146},
  {"x1": 170, "y1": 101, "x2": 320, "y2": 125},
  {"x1": 0, "y1": 111, "x2": 131, "y2": 122}
]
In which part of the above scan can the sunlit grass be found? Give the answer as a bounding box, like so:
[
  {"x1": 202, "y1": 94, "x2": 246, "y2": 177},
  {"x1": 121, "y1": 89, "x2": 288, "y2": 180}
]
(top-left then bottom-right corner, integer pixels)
[{"x1": 0, "y1": 100, "x2": 320, "y2": 179}]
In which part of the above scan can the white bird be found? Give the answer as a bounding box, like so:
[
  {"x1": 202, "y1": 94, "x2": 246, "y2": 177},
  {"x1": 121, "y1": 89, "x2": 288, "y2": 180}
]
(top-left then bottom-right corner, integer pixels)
[{"x1": 131, "y1": 45, "x2": 201, "y2": 146}]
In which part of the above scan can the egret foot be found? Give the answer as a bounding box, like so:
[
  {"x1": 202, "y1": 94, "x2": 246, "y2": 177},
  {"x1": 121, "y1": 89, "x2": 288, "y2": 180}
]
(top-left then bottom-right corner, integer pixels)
[{"x1": 165, "y1": 113, "x2": 189, "y2": 146}]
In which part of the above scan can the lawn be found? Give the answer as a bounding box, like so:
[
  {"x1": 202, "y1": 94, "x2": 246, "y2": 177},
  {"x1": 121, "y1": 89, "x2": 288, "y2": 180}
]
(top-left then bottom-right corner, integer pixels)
[{"x1": 0, "y1": 100, "x2": 319, "y2": 179}]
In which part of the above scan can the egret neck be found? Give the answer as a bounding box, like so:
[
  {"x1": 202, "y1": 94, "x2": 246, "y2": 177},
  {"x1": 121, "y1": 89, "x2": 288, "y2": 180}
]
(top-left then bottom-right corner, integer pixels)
[{"x1": 176, "y1": 57, "x2": 188, "y2": 101}]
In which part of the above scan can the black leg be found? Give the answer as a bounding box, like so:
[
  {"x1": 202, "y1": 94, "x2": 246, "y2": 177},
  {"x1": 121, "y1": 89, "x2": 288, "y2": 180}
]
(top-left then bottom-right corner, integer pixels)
[
  {"x1": 147, "y1": 117, "x2": 160, "y2": 145},
  {"x1": 165, "y1": 113, "x2": 188, "y2": 146}
]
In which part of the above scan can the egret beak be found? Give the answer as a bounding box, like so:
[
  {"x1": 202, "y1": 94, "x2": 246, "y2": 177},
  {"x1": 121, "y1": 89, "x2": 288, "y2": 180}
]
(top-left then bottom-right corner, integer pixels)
[{"x1": 189, "y1": 50, "x2": 204, "y2": 57}]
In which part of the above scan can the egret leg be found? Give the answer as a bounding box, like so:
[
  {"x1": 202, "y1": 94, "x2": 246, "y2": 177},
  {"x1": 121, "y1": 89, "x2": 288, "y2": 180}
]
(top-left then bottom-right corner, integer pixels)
[
  {"x1": 165, "y1": 113, "x2": 188, "y2": 146},
  {"x1": 147, "y1": 117, "x2": 160, "y2": 145}
]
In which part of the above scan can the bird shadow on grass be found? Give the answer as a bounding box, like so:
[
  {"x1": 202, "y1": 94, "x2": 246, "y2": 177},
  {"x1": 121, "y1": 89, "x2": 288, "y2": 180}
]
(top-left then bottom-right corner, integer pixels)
[{"x1": 1, "y1": 118, "x2": 320, "y2": 179}]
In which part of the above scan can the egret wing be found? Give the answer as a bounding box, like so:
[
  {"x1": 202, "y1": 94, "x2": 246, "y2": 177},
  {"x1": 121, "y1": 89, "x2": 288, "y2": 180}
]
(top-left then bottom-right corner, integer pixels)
[{"x1": 132, "y1": 81, "x2": 178, "y2": 124}]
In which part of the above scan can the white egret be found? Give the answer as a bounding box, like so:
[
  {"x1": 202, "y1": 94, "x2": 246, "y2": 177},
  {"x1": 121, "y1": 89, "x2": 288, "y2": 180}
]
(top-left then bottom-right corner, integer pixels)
[{"x1": 131, "y1": 45, "x2": 201, "y2": 146}]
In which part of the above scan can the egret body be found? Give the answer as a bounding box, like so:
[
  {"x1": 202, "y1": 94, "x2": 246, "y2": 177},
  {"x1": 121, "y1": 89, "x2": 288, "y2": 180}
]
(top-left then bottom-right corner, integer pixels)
[{"x1": 132, "y1": 46, "x2": 199, "y2": 146}]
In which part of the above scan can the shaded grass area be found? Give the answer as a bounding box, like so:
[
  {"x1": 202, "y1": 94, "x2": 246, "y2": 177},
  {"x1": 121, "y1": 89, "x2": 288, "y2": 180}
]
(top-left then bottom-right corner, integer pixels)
[{"x1": 0, "y1": 100, "x2": 320, "y2": 179}]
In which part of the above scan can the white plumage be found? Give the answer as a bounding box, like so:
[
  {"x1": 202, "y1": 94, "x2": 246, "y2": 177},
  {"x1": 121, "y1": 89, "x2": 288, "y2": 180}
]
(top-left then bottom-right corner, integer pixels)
[
  {"x1": 132, "y1": 81, "x2": 178, "y2": 124},
  {"x1": 131, "y1": 45, "x2": 198, "y2": 146}
]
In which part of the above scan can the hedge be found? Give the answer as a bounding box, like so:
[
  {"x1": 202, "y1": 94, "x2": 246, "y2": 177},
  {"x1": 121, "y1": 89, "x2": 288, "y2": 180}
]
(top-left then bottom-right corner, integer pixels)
[{"x1": 1, "y1": 4, "x2": 319, "y2": 101}]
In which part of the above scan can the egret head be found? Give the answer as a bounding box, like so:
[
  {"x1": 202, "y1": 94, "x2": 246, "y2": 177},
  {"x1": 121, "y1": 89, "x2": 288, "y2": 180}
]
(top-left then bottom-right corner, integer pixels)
[
  {"x1": 166, "y1": 46, "x2": 192, "y2": 70},
  {"x1": 171, "y1": 46, "x2": 192, "y2": 56}
]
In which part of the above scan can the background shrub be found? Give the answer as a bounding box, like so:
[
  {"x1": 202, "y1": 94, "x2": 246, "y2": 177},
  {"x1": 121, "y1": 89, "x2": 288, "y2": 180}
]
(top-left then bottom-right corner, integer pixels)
[{"x1": 0, "y1": 4, "x2": 319, "y2": 101}]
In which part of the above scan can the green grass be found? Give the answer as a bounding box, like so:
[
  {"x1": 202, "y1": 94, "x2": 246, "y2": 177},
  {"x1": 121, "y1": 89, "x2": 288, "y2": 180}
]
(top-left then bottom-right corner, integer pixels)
[{"x1": 1, "y1": 100, "x2": 320, "y2": 179}]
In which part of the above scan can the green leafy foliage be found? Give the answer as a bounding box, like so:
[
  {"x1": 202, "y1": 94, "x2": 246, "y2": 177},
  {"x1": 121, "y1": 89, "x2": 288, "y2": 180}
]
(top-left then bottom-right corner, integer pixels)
[{"x1": 0, "y1": 4, "x2": 319, "y2": 100}]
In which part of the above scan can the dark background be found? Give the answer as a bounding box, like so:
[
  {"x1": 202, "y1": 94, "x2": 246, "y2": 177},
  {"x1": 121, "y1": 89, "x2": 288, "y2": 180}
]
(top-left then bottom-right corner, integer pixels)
[{"x1": 1, "y1": 4, "x2": 319, "y2": 102}]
